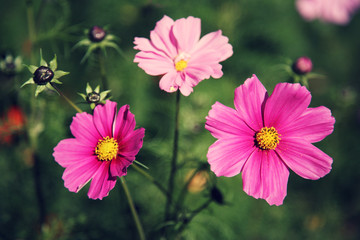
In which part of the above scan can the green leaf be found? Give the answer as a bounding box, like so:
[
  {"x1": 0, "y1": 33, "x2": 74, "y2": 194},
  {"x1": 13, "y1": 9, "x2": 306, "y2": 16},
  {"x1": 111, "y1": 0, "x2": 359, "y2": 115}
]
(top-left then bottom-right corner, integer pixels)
[
  {"x1": 49, "y1": 54, "x2": 57, "y2": 71},
  {"x1": 51, "y1": 79, "x2": 63, "y2": 84},
  {"x1": 35, "y1": 85, "x2": 46, "y2": 97},
  {"x1": 54, "y1": 70, "x2": 69, "y2": 79},
  {"x1": 94, "y1": 85, "x2": 100, "y2": 93},
  {"x1": 85, "y1": 82, "x2": 92, "y2": 94},
  {"x1": 25, "y1": 64, "x2": 38, "y2": 74},
  {"x1": 100, "y1": 90, "x2": 111, "y2": 100},
  {"x1": 21, "y1": 77, "x2": 35, "y2": 88},
  {"x1": 39, "y1": 49, "x2": 48, "y2": 67},
  {"x1": 78, "y1": 93, "x2": 87, "y2": 100}
]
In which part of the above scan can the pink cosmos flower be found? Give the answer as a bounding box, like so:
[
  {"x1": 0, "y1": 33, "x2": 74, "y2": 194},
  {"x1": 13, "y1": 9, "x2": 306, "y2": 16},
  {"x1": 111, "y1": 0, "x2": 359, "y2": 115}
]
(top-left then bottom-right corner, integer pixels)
[
  {"x1": 296, "y1": 0, "x2": 360, "y2": 25},
  {"x1": 53, "y1": 100, "x2": 145, "y2": 200},
  {"x1": 133, "y1": 15, "x2": 233, "y2": 96},
  {"x1": 205, "y1": 75, "x2": 335, "y2": 206}
]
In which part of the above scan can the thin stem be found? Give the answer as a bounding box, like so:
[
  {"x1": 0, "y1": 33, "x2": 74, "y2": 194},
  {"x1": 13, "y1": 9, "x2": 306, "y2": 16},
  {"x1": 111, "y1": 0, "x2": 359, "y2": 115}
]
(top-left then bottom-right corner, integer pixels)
[
  {"x1": 98, "y1": 50, "x2": 108, "y2": 90},
  {"x1": 131, "y1": 164, "x2": 170, "y2": 199},
  {"x1": 164, "y1": 91, "x2": 181, "y2": 222},
  {"x1": 50, "y1": 83, "x2": 83, "y2": 113},
  {"x1": 120, "y1": 177, "x2": 146, "y2": 240},
  {"x1": 175, "y1": 199, "x2": 213, "y2": 238}
]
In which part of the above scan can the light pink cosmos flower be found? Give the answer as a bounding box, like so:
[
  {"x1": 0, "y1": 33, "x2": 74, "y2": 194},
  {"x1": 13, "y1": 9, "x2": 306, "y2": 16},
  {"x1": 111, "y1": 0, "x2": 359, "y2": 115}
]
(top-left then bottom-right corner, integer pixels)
[
  {"x1": 296, "y1": 0, "x2": 360, "y2": 25},
  {"x1": 133, "y1": 15, "x2": 233, "y2": 96},
  {"x1": 205, "y1": 75, "x2": 335, "y2": 206},
  {"x1": 53, "y1": 100, "x2": 145, "y2": 200}
]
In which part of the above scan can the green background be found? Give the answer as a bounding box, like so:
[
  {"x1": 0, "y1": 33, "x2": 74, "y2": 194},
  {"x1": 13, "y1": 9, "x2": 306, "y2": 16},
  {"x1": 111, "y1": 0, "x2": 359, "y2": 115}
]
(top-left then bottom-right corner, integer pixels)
[{"x1": 0, "y1": 0, "x2": 359, "y2": 239}]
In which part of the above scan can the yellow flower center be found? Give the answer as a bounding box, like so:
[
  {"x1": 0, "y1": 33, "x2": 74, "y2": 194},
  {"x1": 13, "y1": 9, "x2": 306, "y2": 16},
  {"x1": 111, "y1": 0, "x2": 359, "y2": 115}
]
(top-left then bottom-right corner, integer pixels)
[
  {"x1": 175, "y1": 60, "x2": 188, "y2": 71},
  {"x1": 95, "y1": 136, "x2": 119, "y2": 161},
  {"x1": 255, "y1": 127, "x2": 280, "y2": 150}
]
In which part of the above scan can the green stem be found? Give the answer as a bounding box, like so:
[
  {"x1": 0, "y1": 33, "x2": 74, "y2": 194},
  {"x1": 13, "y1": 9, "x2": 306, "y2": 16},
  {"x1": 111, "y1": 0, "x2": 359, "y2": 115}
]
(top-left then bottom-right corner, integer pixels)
[
  {"x1": 175, "y1": 199, "x2": 213, "y2": 238},
  {"x1": 164, "y1": 91, "x2": 181, "y2": 222},
  {"x1": 120, "y1": 177, "x2": 146, "y2": 240},
  {"x1": 50, "y1": 83, "x2": 83, "y2": 113},
  {"x1": 98, "y1": 51, "x2": 108, "y2": 90},
  {"x1": 131, "y1": 164, "x2": 170, "y2": 199}
]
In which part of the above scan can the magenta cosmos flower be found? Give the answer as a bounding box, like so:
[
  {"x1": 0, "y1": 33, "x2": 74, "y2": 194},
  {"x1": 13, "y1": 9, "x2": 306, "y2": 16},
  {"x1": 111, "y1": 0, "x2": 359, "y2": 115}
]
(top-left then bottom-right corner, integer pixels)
[
  {"x1": 53, "y1": 100, "x2": 145, "y2": 200},
  {"x1": 133, "y1": 15, "x2": 233, "y2": 96},
  {"x1": 296, "y1": 0, "x2": 360, "y2": 25},
  {"x1": 205, "y1": 75, "x2": 335, "y2": 206}
]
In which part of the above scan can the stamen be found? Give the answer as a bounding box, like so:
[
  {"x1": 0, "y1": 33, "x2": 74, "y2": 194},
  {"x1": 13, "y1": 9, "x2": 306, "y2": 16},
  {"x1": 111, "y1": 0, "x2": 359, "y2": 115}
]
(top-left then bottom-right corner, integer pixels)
[
  {"x1": 95, "y1": 136, "x2": 119, "y2": 161},
  {"x1": 255, "y1": 127, "x2": 280, "y2": 150},
  {"x1": 175, "y1": 60, "x2": 188, "y2": 72}
]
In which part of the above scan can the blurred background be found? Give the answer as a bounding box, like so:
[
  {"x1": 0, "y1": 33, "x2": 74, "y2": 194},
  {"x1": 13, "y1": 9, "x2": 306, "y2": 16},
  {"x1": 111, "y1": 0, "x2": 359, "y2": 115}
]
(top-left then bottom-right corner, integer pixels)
[{"x1": 0, "y1": 0, "x2": 359, "y2": 239}]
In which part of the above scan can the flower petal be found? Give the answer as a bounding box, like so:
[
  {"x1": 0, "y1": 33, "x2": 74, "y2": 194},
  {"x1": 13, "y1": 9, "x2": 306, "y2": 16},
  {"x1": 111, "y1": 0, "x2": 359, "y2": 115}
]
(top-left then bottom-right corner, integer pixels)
[
  {"x1": 276, "y1": 138, "x2": 332, "y2": 180},
  {"x1": 62, "y1": 156, "x2": 101, "y2": 193},
  {"x1": 53, "y1": 138, "x2": 94, "y2": 168},
  {"x1": 264, "y1": 82, "x2": 311, "y2": 130},
  {"x1": 118, "y1": 128, "x2": 145, "y2": 158},
  {"x1": 149, "y1": 15, "x2": 177, "y2": 58},
  {"x1": 87, "y1": 162, "x2": 117, "y2": 200},
  {"x1": 205, "y1": 102, "x2": 255, "y2": 139},
  {"x1": 192, "y1": 30, "x2": 233, "y2": 62},
  {"x1": 93, "y1": 100, "x2": 117, "y2": 138},
  {"x1": 207, "y1": 137, "x2": 255, "y2": 177},
  {"x1": 110, "y1": 157, "x2": 129, "y2": 177},
  {"x1": 134, "y1": 50, "x2": 174, "y2": 76},
  {"x1": 242, "y1": 150, "x2": 289, "y2": 206},
  {"x1": 70, "y1": 112, "x2": 101, "y2": 147},
  {"x1": 281, "y1": 106, "x2": 335, "y2": 143},
  {"x1": 159, "y1": 69, "x2": 181, "y2": 93},
  {"x1": 234, "y1": 74, "x2": 268, "y2": 131},
  {"x1": 114, "y1": 105, "x2": 135, "y2": 140},
  {"x1": 172, "y1": 16, "x2": 201, "y2": 53}
]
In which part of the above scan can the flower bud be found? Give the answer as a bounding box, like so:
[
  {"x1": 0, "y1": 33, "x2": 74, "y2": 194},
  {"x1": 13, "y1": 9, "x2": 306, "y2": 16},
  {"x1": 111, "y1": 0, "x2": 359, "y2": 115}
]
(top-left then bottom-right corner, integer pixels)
[
  {"x1": 210, "y1": 186, "x2": 224, "y2": 205},
  {"x1": 86, "y1": 91, "x2": 101, "y2": 103},
  {"x1": 292, "y1": 56, "x2": 313, "y2": 75},
  {"x1": 89, "y1": 26, "x2": 106, "y2": 42},
  {"x1": 33, "y1": 66, "x2": 54, "y2": 85}
]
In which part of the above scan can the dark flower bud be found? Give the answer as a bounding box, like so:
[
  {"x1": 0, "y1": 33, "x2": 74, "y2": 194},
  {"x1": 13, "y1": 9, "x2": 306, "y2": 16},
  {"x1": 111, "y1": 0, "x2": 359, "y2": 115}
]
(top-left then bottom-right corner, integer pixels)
[
  {"x1": 89, "y1": 26, "x2": 106, "y2": 42},
  {"x1": 86, "y1": 91, "x2": 101, "y2": 103},
  {"x1": 210, "y1": 186, "x2": 224, "y2": 205},
  {"x1": 33, "y1": 66, "x2": 54, "y2": 85},
  {"x1": 292, "y1": 56, "x2": 313, "y2": 75}
]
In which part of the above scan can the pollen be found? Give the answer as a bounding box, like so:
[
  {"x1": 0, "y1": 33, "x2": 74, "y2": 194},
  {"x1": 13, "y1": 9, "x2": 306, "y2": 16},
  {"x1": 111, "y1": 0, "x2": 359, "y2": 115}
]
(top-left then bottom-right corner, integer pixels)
[
  {"x1": 95, "y1": 136, "x2": 119, "y2": 161},
  {"x1": 255, "y1": 127, "x2": 280, "y2": 150},
  {"x1": 175, "y1": 60, "x2": 188, "y2": 71}
]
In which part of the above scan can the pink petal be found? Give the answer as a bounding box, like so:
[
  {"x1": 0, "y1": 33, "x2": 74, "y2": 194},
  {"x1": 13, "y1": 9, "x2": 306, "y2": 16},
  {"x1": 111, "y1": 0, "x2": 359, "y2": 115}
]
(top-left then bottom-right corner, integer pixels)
[
  {"x1": 70, "y1": 112, "x2": 101, "y2": 147},
  {"x1": 93, "y1": 100, "x2": 117, "y2": 138},
  {"x1": 242, "y1": 150, "x2": 289, "y2": 206},
  {"x1": 118, "y1": 128, "x2": 145, "y2": 159},
  {"x1": 159, "y1": 69, "x2": 181, "y2": 93},
  {"x1": 133, "y1": 37, "x2": 167, "y2": 58},
  {"x1": 114, "y1": 105, "x2": 135, "y2": 141},
  {"x1": 264, "y1": 82, "x2": 311, "y2": 130},
  {"x1": 87, "y1": 162, "x2": 117, "y2": 200},
  {"x1": 178, "y1": 79, "x2": 194, "y2": 96},
  {"x1": 62, "y1": 156, "x2": 101, "y2": 193},
  {"x1": 234, "y1": 75, "x2": 268, "y2": 131},
  {"x1": 110, "y1": 157, "x2": 129, "y2": 177},
  {"x1": 205, "y1": 101, "x2": 255, "y2": 139},
  {"x1": 53, "y1": 138, "x2": 94, "y2": 168},
  {"x1": 276, "y1": 138, "x2": 332, "y2": 180},
  {"x1": 134, "y1": 51, "x2": 174, "y2": 76},
  {"x1": 150, "y1": 15, "x2": 177, "y2": 58},
  {"x1": 172, "y1": 16, "x2": 201, "y2": 53},
  {"x1": 192, "y1": 30, "x2": 233, "y2": 62},
  {"x1": 281, "y1": 106, "x2": 335, "y2": 143},
  {"x1": 296, "y1": 0, "x2": 319, "y2": 21},
  {"x1": 207, "y1": 137, "x2": 255, "y2": 177}
]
